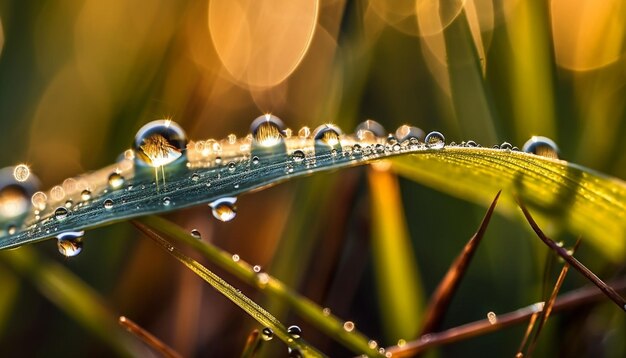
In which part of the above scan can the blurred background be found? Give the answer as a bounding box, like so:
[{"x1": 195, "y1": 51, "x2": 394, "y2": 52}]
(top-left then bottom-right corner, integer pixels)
[{"x1": 0, "y1": 0, "x2": 625, "y2": 356}]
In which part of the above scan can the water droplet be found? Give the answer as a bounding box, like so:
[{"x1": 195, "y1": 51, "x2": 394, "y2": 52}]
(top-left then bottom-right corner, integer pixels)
[
  {"x1": 356, "y1": 120, "x2": 386, "y2": 140},
  {"x1": 287, "y1": 325, "x2": 302, "y2": 338},
  {"x1": 108, "y1": 172, "x2": 125, "y2": 189},
  {"x1": 227, "y1": 133, "x2": 237, "y2": 144},
  {"x1": 522, "y1": 136, "x2": 559, "y2": 159},
  {"x1": 313, "y1": 124, "x2": 342, "y2": 146},
  {"x1": 368, "y1": 340, "x2": 378, "y2": 349},
  {"x1": 288, "y1": 348, "x2": 302, "y2": 358},
  {"x1": 291, "y1": 150, "x2": 305, "y2": 163},
  {"x1": 487, "y1": 311, "x2": 497, "y2": 324},
  {"x1": 163, "y1": 197, "x2": 171, "y2": 206},
  {"x1": 261, "y1": 327, "x2": 274, "y2": 341},
  {"x1": 215, "y1": 156, "x2": 222, "y2": 165},
  {"x1": 80, "y1": 190, "x2": 92, "y2": 201},
  {"x1": 54, "y1": 207, "x2": 69, "y2": 220},
  {"x1": 252, "y1": 156, "x2": 260, "y2": 165},
  {"x1": 228, "y1": 162, "x2": 236, "y2": 172},
  {"x1": 253, "y1": 265, "x2": 261, "y2": 273},
  {"x1": 500, "y1": 142, "x2": 512, "y2": 150},
  {"x1": 65, "y1": 199, "x2": 73, "y2": 208},
  {"x1": 50, "y1": 185, "x2": 65, "y2": 200},
  {"x1": 133, "y1": 119, "x2": 187, "y2": 167},
  {"x1": 190, "y1": 229, "x2": 202, "y2": 239},
  {"x1": 56, "y1": 231, "x2": 84, "y2": 257},
  {"x1": 397, "y1": 339, "x2": 406, "y2": 347},
  {"x1": 256, "y1": 272, "x2": 270, "y2": 287},
  {"x1": 343, "y1": 321, "x2": 355, "y2": 332},
  {"x1": 13, "y1": 164, "x2": 30, "y2": 182},
  {"x1": 209, "y1": 197, "x2": 237, "y2": 222},
  {"x1": 425, "y1": 131, "x2": 445, "y2": 149},
  {"x1": 191, "y1": 173, "x2": 200, "y2": 182},
  {"x1": 298, "y1": 126, "x2": 311, "y2": 138},
  {"x1": 375, "y1": 144, "x2": 385, "y2": 154},
  {"x1": 232, "y1": 254, "x2": 240, "y2": 262},
  {"x1": 103, "y1": 199, "x2": 114, "y2": 210},
  {"x1": 395, "y1": 125, "x2": 424, "y2": 142},
  {"x1": 250, "y1": 114, "x2": 285, "y2": 147},
  {"x1": 7, "y1": 225, "x2": 17, "y2": 235},
  {"x1": 322, "y1": 308, "x2": 331, "y2": 316},
  {"x1": 31, "y1": 191, "x2": 47, "y2": 211},
  {"x1": 465, "y1": 140, "x2": 477, "y2": 147}
]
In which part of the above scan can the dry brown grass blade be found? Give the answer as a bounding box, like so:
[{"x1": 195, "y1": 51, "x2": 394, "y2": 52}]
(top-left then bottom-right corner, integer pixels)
[
  {"x1": 518, "y1": 238, "x2": 581, "y2": 357},
  {"x1": 420, "y1": 191, "x2": 501, "y2": 334},
  {"x1": 517, "y1": 199, "x2": 626, "y2": 311},
  {"x1": 119, "y1": 316, "x2": 182, "y2": 358},
  {"x1": 241, "y1": 329, "x2": 262, "y2": 358},
  {"x1": 386, "y1": 278, "x2": 626, "y2": 357},
  {"x1": 515, "y1": 311, "x2": 540, "y2": 357}
]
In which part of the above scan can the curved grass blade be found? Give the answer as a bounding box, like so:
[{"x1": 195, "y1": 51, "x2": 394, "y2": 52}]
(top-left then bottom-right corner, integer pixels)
[
  {"x1": 135, "y1": 215, "x2": 383, "y2": 357},
  {"x1": 1, "y1": 129, "x2": 625, "y2": 264},
  {"x1": 132, "y1": 220, "x2": 325, "y2": 358},
  {"x1": 118, "y1": 316, "x2": 182, "y2": 358},
  {"x1": 390, "y1": 147, "x2": 626, "y2": 260}
]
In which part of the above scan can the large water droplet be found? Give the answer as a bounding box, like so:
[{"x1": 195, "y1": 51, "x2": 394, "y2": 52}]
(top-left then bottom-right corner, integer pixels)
[
  {"x1": 395, "y1": 125, "x2": 424, "y2": 143},
  {"x1": 56, "y1": 231, "x2": 84, "y2": 257},
  {"x1": 80, "y1": 190, "x2": 92, "y2": 201},
  {"x1": 292, "y1": 150, "x2": 306, "y2": 163},
  {"x1": 500, "y1": 142, "x2": 512, "y2": 150},
  {"x1": 31, "y1": 191, "x2": 47, "y2": 211},
  {"x1": 313, "y1": 124, "x2": 342, "y2": 156},
  {"x1": 522, "y1": 136, "x2": 559, "y2": 159},
  {"x1": 108, "y1": 172, "x2": 125, "y2": 189},
  {"x1": 425, "y1": 131, "x2": 445, "y2": 149},
  {"x1": 261, "y1": 327, "x2": 274, "y2": 341},
  {"x1": 355, "y1": 120, "x2": 386, "y2": 140},
  {"x1": 287, "y1": 325, "x2": 302, "y2": 338},
  {"x1": 343, "y1": 321, "x2": 355, "y2": 332},
  {"x1": 209, "y1": 197, "x2": 237, "y2": 222},
  {"x1": 0, "y1": 184, "x2": 30, "y2": 218},
  {"x1": 133, "y1": 119, "x2": 187, "y2": 167},
  {"x1": 54, "y1": 207, "x2": 69, "y2": 221},
  {"x1": 250, "y1": 114, "x2": 285, "y2": 147}
]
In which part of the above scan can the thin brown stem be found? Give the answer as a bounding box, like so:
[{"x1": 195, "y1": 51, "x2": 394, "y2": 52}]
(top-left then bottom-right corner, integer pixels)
[
  {"x1": 517, "y1": 199, "x2": 626, "y2": 311},
  {"x1": 421, "y1": 191, "x2": 501, "y2": 334},
  {"x1": 241, "y1": 329, "x2": 262, "y2": 358},
  {"x1": 386, "y1": 278, "x2": 626, "y2": 357},
  {"x1": 119, "y1": 316, "x2": 183, "y2": 358},
  {"x1": 516, "y1": 312, "x2": 539, "y2": 356}
]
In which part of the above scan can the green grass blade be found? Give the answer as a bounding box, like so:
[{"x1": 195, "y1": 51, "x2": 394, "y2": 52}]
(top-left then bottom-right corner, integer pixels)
[
  {"x1": 390, "y1": 147, "x2": 626, "y2": 260},
  {"x1": 132, "y1": 220, "x2": 325, "y2": 358},
  {"x1": 135, "y1": 215, "x2": 383, "y2": 357},
  {"x1": 0, "y1": 247, "x2": 139, "y2": 356}
]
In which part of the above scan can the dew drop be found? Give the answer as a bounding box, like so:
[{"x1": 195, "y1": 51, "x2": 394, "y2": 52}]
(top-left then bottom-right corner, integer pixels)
[
  {"x1": 108, "y1": 172, "x2": 125, "y2": 189},
  {"x1": 343, "y1": 321, "x2": 355, "y2": 332},
  {"x1": 395, "y1": 125, "x2": 424, "y2": 142},
  {"x1": 163, "y1": 197, "x2": 171, "y2": 206},
  {"x1": 209, "y1": 197, "x2": 237, "y2": 222},
  {"x1": 0, "y1": 184, "x2": 30, "y2": 218},
  {"x1": 50, "y1": 185, "x2": 65, "y2": 200},
  {"x1": 54, "y1": 207, "x2": 69, "y2": 220},
  {"x1": 256, "y1": 272, "x2": 270, "y2": 287},
  {"x1": 287, "y1": 325, "x2": 302, "y2": 338},
  {"x1": 298, "y1": 126, "x2": 311, "y2": 139},
  {"x1": 56, "y1": 231, "x2": 84, "y2": 257},
  {"x1": 253, "y1": 265, "x2": 261, "y2": 273},
  {"x1": 522, "y1": 136, "x2": 559, "y2": 159},
  {"x1": 313, "y1": 124, "x2": 342, "y2": 147},
  {"x1": 232, "y1": 254, "x2": 240, "y2": 262},
  {"x1": 227, "y1": 162, "x2": 236, "y2": 172},
  {"x1": 288, "y1": 348, "x2": 302, "y2": 358},
  {"x1": 261, "y1": 327, "x2": 274, "y2": 341},
  {"x1": 487, "y1": 311, "x2": 497, "y2": 324},
  {"x1": 191, "y1": 173, "x2": 200, "y2": 182},
  {"x1": 65, "y1": 199, "x2": 73, "y2": 208},
  {"x1": 322, "y1": 308, "x2": 331, "y2": 316},
  {"x1": 227, "y1": 133, "x2": 237, "y2": 144},
  {"x1": 133, "y1": 119, "x2": 187, "y2": 167},
  {"x1": 397, "y1": 339, "x2": 407, "y2": 347},
  {"x1": 190, "y1": 229, "x2": 202, "y2": 239},
  {"x1": 291, "y1": 150, "x2": 305, "y2": 163},
  {"x1": 500, "y1": 142, "x2": 512, "y2": 150},
  {"x1": 103, "y1": 199, "x2": 114, "y2": 210},
  {"x1": 425, "y1": 131, "x2": 445, "y2": 149},
  {"x1": 368, "y1": 340, "x2": 378, "y2": 349},
  {"x1": 465, "y1": 140, "x2": 477, "y2": 147},
  {"x1": 80, "y1": 190, "x2": 92, "y2": 201},
  {"x1": 250, "y1": 114, "x2": 285, "y2": 147},
  {"x1": 7, "y1": 225, "x2": 17, "y2": 235},
  {"x1": 252, "y1": 156, "x2": 260, "y2": 165},
  {"x1": 356, "y1": 119, "x2": 386, "y2": 140},
  {"x1": 13, "y1": 164, "x2": 30, "y2": 182}
]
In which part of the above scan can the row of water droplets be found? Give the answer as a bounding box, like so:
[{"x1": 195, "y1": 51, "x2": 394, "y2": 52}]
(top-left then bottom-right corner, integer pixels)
[{"x1": 0, "y1": 114, "x2": 560, "y2": 257}]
